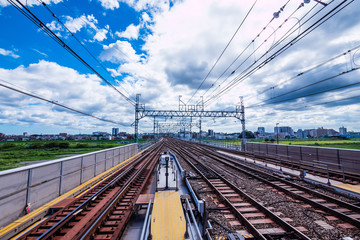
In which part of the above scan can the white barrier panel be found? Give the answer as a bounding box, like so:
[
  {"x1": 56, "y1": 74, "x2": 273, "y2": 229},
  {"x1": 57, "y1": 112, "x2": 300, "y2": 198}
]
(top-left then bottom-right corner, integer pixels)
[{"x1": 0, "y1": 143, "x2": 138, "y2": 228}]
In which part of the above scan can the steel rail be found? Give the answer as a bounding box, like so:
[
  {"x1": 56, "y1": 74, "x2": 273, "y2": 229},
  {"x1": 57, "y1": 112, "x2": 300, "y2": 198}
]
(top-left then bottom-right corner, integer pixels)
[
  {"x1": 19, "y1": 143, "x2": 161, "y2": 240},
  {"x1": 79, "y1": 146, "x2": 161, "y2": 239},
  {"x1": 169, "y1": 143, "x2": 310, "y2": 240},
  {"x1": 188, "y1": 142, "x2": 360, "y2": 228}
]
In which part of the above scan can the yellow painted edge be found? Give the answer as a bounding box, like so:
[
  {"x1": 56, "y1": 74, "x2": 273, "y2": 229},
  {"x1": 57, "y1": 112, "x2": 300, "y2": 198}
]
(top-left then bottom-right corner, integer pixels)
[
  {"x1": 0, "y1": 151, "x2": 142, "y2": 237},
  {"x1": 333, "y1": 184, "x2": 360, "y2": 193}
]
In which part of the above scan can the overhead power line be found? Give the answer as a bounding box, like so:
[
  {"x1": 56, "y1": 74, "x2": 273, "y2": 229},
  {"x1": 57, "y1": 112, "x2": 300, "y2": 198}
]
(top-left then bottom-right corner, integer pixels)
[
  {"x1": 186, "y1": 0, "x2": 258, "y2": 105},
  {"x1": 37, "y1": 0, "x2": 133, "y2": 100},
  {"x1": 7, "y1": 0, "x2": 136, "y2": 106},
  {"x1": 246, "y1": 44, "x2": 360, "y2": 101},
  {"x1": 197, "y1": 0, "x2": 294, "y2": 104},
  {"x1": 247, "y1": 66, "x2": 360, "y2": 108},
  {"x1": 248, "y1": 91, "x2": 360, "y2": 123},
  {"x1": 204, "y1": 0, "x2": 353, "y2": 107},
  {"x1": 0, "y1": 81, "x2": 129, "y2": 126}
]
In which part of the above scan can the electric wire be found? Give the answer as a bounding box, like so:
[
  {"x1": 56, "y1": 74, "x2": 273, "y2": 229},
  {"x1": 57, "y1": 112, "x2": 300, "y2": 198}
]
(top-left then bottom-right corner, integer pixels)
[
  {"x1": 247, "y1": 90, "x2": 360, "y2": 123},
  {"x1": 186, "y1": 0, "x2": 258, "y2": 105},
  {"x1": 208, "y1": 0, "x2": 349, "y2": 106},
  {"x1": 247, "y1": 66, "x2": 360, "y2": 108},
  {"x1": 204, "y1": 0, "x2": 322, "y2": 105},
  {"x1": 7, "y1": 0, "x2": 136, "y2": 106},
  {"x1": 0, "y1": 81, "x2": 129, "y2": 126},
  {"x1": 246, "y1": 44, "x2": 360, "y2": 101},
  {"x1": 38, "y1": 0, "x2": 134, "y2": 102},
  {"x1": 195, "y1": 0, "x2": 292, "y2": 105},
  {"x1": 204, "y1": 0, "x2": 352, "y2": 107},
  {"x1": 59, "y1": 0, "x2": 144, "y2": 94}
]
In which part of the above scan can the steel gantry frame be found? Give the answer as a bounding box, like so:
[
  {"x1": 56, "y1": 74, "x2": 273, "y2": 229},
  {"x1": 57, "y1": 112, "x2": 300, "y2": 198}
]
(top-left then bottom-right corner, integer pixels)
[{"x1": 134, "y1": 94, "x2": 246, "y2": 150}]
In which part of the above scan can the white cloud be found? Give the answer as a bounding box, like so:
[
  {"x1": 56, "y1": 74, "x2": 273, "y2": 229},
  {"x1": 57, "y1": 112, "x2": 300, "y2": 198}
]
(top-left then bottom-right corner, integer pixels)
[
  {"x1": 65, "y1": 14, "x2": 98, "y2": 33},
  {"x1": 97, "y1": 0, "x2": 119, "y2": 10},
  {"x1": 56, "y1": 14, "x2": 109, "y2": 42},
  {"x1": 0, "y1": 61, "x2": 134, "y2": 131},
  {"x1": 0, "y1": 48, "x2": 19, "y2": 58},
  {"x1": 115, "y1": 24, "x2": 140, "y2": 40},
  {"x1": 93, "y1": 28, "x2": 109, "y2": 42},
  {"x1": 100, "y1": 40, "x2": 141, "y2": 63},
  {"x1": 0, "y1": 0, "x2": 63, "y2": 8},
  {"x1": 46, "y1": 20, "x2": 63, "y2": 31},
  {"x1": 97, "y1": 0, "x2": 170, "y2": 12}
]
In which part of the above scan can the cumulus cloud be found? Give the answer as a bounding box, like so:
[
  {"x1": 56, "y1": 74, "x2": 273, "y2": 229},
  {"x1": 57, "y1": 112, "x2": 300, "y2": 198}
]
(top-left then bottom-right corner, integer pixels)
[
  {"x1": 116, "y1": 24, "x2": 140, "y2": 40},
  {"x1": 100, "y1": 40, "x2": 141, "y2": 63},
  {"x1": 0, "y1": 61, "x2": 134, "y2": 131},
  {"x1": 0, "y1": 48, "x2": 19, "y2": 58},
  {"x1": 0, "y1": 0, "x2": 63, "y2": 7},
  {"x1": 46, "y1": 14, "x2": 109, "y2": 42},
  {"x1": 65, "y1": 14, "x2": 98, "y2": 33},
  {"x1": 97, "y1": 0, "x2": 170, "y2": 12}
]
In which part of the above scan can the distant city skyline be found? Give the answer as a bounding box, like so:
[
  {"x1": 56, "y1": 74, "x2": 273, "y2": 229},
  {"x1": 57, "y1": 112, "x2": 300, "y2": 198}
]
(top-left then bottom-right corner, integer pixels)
[{"x1": 1, "y1": 125, "x2": 357, "y2": 136}]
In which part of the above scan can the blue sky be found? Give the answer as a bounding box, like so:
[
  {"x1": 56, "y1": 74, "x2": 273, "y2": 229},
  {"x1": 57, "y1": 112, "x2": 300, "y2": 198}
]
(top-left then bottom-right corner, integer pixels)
[{"x1": 0, "y1": 0, "x2": 359, "y2": 135}]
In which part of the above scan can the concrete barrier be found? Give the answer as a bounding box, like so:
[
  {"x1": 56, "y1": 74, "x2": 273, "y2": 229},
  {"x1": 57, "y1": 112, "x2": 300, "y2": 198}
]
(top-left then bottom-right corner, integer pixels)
[
  {"x1": 246, "y1": 142, "x2": 360, "y2": 173},
  {"x1": 0, "y1": 143, "x2": 138, "y2": 228}
]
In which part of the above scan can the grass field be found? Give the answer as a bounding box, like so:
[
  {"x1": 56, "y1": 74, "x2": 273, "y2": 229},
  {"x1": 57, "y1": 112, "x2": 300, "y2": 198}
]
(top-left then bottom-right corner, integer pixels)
[
  {"x1": 0, "y1": 139, "x2": 150, "y2": 171},
  {"x1": 203, "y1": 138, "x2": 360, "y2": 150}
]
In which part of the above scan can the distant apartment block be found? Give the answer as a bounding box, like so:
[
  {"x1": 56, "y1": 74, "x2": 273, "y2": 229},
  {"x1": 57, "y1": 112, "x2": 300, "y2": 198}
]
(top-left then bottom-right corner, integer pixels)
[
  {"x1": 274, "y1": 126, "x2": 294, "y2": 138},
  {"x1": 112, "y1": 128, "x2": 119, "y2": 136},
  {"x1": 257, "y1": 127, "x2": 265, "y2": 136},
  {"x1": 339, "y1": 126, "x2": 347, "y2": 135}
]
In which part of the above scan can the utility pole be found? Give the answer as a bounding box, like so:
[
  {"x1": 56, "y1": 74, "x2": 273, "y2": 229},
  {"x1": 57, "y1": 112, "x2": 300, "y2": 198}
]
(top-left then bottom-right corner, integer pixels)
[
  {"x1": 134, "y1": 94, "x2": 140, "y2": 143},
  {"x1": 199, "y1": 118, "x2": 202, "y2": 143},
  {"x1": 190, "y1": 117, "x2": 192, "y2": 140},
  {"x1": 276, "y1": 123, "x2": 279, "y2": 144},
  {"x1": 153, "y1": 116, "x2": 156, "y2": 141},
  {"x1": 240, "y1": 96, "x2": 246, "y2": 151}
]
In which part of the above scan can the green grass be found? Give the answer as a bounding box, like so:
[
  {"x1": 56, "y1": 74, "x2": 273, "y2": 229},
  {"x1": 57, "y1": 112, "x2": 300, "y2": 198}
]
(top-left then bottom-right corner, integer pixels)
[{"x1": 0, "y1": 139, "x2": 151, "y2": 171}]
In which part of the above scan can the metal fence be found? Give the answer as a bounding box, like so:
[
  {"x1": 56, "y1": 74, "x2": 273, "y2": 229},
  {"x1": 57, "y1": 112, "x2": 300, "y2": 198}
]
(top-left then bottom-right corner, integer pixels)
[
  {"x1": 138, "y1": 141, "x2": 153, "y2": 152},
  {"x1": 246, "y1": 142, "x2": 360, "y2": 174},
  {"x1": 0, "y1": 143, "x2": 138, "y2": 228}
]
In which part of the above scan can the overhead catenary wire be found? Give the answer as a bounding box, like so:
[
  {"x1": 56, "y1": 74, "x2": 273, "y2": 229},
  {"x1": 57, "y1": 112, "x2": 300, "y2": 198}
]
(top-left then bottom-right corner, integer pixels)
[
  {"x1": 206, "y1": 0, "x2": 350, "y2": 106},
  {"x1": 203, "y1": 0, "x2": 324, "y2": 106},
  {"x1": 204, "y1": 0, "x2": 352, "y2": 107},
  {"x1": 7, "y1": 0, "x2": 136, "y2": 106},
  {"x1": 246, "y1": 44, "x2": 360, "y2": 101},
  {"x1": 247, "y1": 90, "x2": 360, "y2": 123},
  {"x1": 0, "y1": 81, "x2": 129, "y2": 126},
  {"x1": 247, "y1": 66, "x2": 360, "y2": 108},
  {"x1": 198, "y1": 0, "x2": 295, "y2": 104},
  {"x1": 58, "y1": 0, "x2": 146, "y2": 95},
  {"x1": 186, "y1": 0, "x2": 258, "y2": 105}
]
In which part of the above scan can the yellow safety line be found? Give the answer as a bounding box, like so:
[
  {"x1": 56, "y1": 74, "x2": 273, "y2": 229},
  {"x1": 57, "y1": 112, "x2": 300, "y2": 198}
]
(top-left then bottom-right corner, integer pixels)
[
  {"x1": 0, "y1": 151, "x2": 142, "y2": 238},
  {"x1": 333, "y1": 183, "x2": 360, "y2": 194}
]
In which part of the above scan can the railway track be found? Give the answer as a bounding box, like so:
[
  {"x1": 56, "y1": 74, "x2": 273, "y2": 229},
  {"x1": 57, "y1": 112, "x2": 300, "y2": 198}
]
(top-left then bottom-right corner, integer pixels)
[
  {"x1": 167, "y1": 141, "x2": 310, "y2": 240},
  {"x1": 165, "y1": 138, "x2": 360, "y2": 239},
  {"x1": 204, "y1": 143, "x2": 360, "y2": 184},
  {"x1": 189, "y1": 143, "x2": 360, "y2": 227},
  {"x1": 17, "y1": 141, "x2": 163, "y2": 240}
]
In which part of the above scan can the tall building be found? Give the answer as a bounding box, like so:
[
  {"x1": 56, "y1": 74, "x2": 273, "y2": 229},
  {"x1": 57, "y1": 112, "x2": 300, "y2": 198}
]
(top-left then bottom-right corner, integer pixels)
[
  {"x1": 112, "y1": 128, "x2": 119, "y2": 136},
  {"x1": 257, "y1": 127, "x2": 265, "y2": 136},
  {"x1": 274, "y1": 126, "x2": 294, "y2": 137},
  {"x1": 208, "y1": 129, "x2": 214, "y2": 137},
  {"x1": 339, "y1": 126, "x2": 347, "y2": 135},
  {"x1": 296, "y1": 129, "x2": 306, "y2": 138}
]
